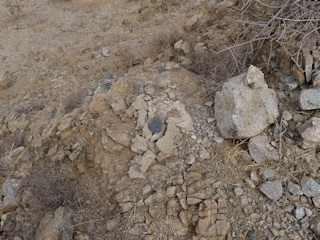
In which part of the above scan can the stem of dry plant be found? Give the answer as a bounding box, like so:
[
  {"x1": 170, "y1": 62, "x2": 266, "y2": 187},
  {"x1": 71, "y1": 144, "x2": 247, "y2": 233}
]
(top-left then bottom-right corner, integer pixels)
[{"x1": 211, "y1": 0, "x2": 320, "y2": 73}]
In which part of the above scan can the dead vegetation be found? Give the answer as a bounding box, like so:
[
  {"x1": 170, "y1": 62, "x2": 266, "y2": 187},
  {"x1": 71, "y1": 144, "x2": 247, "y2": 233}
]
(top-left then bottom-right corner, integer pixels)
[{"x1": 216, "y1": 0, "x2": 320, "y2": 71}]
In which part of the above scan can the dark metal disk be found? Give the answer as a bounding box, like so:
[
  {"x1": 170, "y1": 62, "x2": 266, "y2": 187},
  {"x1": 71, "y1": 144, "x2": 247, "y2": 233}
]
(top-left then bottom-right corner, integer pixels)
[{"x1": 148, "y1": 117, "x2": 164, "y2": 133}]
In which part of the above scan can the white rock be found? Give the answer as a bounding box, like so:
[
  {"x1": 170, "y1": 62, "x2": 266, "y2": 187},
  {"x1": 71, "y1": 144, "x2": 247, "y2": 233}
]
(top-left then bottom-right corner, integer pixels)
[
  {"x1": 244, "y1": 65, "x2": 267, "y2": 89},
  {"x1": 215, "y1": 66, "x2": 279, "y2": 139}
]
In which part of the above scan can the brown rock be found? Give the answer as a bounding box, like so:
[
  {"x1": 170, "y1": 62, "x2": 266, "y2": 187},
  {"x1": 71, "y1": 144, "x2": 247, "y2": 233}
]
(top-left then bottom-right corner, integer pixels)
[
  {"x1": 35, "y1": 207, "x2": 73, "y2": 240},
  {"x1": 196, "y1": 215, "x2": 217, "y2": 237},
  {"x1": 88, "y1": 93, "x2": 108, "y2": 115}
]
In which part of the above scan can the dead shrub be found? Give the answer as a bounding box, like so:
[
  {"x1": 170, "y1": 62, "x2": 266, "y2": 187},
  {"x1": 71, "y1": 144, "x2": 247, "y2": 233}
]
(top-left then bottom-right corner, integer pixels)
[
  {"x1": 63, "y1": 88, "x2": 87, "y2": 113},
  {"x1": 215, "y1": 0, "x2": 320, "y2": 71},
  {"x1": 72, "y1": 173, "x2": 119, "y2": 239},
  {"x1": 23, "y1": 164, "x2": 78, "y2": 212}
]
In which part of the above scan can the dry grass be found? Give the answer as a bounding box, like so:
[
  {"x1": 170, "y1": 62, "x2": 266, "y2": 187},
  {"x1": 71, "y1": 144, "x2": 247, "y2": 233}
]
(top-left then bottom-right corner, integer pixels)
[
  {"x1": 23, "y1": 165, "x2": 78, "y2": 212},
  {"x1": 72, "y1": 173, "x2": 119, "y2": 239}
]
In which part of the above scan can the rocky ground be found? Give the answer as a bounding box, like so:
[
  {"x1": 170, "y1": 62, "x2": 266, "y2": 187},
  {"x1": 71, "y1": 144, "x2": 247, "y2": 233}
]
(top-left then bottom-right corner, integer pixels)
[{"x1": 1, "y1": 0, "x2": 320, "y2": 240}]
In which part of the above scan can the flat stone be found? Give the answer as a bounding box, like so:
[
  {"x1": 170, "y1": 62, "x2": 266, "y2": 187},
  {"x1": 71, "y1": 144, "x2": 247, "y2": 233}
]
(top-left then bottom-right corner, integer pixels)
[
  {"x1": 260, "y1": 168, "x2": 276, "y2": 180},
  {"x1": 295, "y1": 206, "x2": 305, "y2": 220},
  {"x1": 196, "y1": 215, "x2": 217, "y2": 237},
  {"x1": 130, "y1": 135, "x2": 148, "y2": 154},
  {"x1": 199, "y1": 199, "x2": 218, "y2": 217},
  {"x1": 260, "y1": 179, "x2": 283, "y2": 201},
  {"x1": 187, "y1": 197, "x2": 202, "y2": 205},
  {"x1": 137, "y1": 109, "x2": 147, "y2": 129},
  {"x1": 301, "y1": 176, "x2": 320, "y2": 197},
  {"x1": 248, "y1": 136, "x2": 279, "y2": 163},
  {"x1": 156, "y1": 122, "x2": 181, "y2": 154},
  {"x1": 167, "y1": 101, "x2": 194, "y2": 131},
  {"x1": 131, "y1": 94, "x2": 147, "y2": 111},
  {"x1": 171, "y1": 218, "x2": 188, "y2": 236},
  {"x1": 128, "y1": 150, "x2": 156, "y2": 179},
  {"x1": 288, "y1": 181, "x2": 303, "y2": 196}
]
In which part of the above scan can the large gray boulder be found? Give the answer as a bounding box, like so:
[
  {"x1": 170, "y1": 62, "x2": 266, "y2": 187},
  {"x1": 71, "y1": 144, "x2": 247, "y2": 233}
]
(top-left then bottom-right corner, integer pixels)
[{"x1": 214, "y1": 65, "x2": 279, "y2": 139}]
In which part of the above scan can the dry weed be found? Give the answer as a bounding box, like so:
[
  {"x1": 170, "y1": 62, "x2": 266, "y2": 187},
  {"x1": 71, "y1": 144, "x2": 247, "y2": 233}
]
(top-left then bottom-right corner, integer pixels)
[
  {"x1": 219, "y1": 0, "x2": 320, "y2": 71},
  {"x1": 23, "y1": 164, "x2": 78, "y2": 212},
  {"x1": 72, "y1": 173, "x2": 119, "y2": 239}
]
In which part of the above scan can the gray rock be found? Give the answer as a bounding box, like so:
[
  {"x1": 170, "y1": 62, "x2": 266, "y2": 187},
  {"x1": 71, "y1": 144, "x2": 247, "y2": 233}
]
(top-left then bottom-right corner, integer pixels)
[
  {"x1": 280, "y1": 76, "x2": 298, "y2": 91},
  {"x1": 299, "y1": 88, "x2": 320, "y2": 110},
  {"x1": 2, "y1": 178, "x2": 22, "y2": 207},
  {"x1": 287, "y1": 181, "x2": 303, "y2": 196},
  {"x1": 215, "y1": 65, "x2": 279, "y2": 139},
  {"x1": 105, "y1": 72, "x2": 114, "y2": 79},
  {"x1": 260, "y1": 168, "x2": 276, "y2": 180},
  {"x1": 295, "y1": 206, "x2": 305, "y2": 220},
  {"x1": 260, "y1": 179, "x2": 283, "y2": 201},
  {"x1": 299, "y1": 117, "x2": 320, "y2": 149},
  {"x1": 301, "y1": 176, "x2": 320, "y2": 197},
  {"x1": 234, "y1": 187, "x2": 243, "y2": 196},
  {"x1": 313, "y1": 196, "x2": 320, "y2": 208},
  {"x1": 101, "y1": 47, "x2": 110, "y2": 57},
  {"x1": 248, "y1": 136, "x2": 279, "y2": 163}
]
